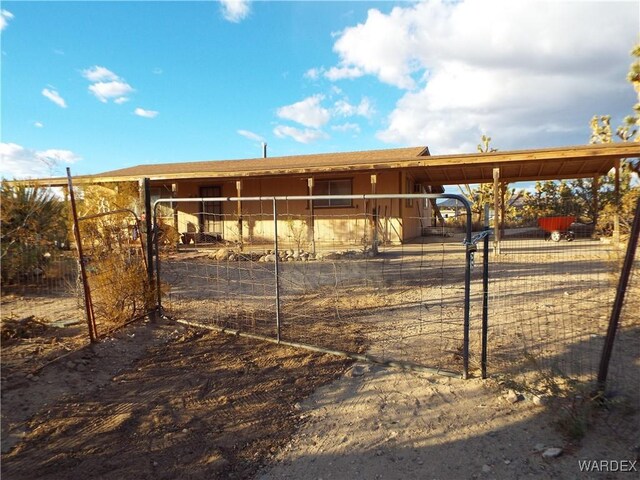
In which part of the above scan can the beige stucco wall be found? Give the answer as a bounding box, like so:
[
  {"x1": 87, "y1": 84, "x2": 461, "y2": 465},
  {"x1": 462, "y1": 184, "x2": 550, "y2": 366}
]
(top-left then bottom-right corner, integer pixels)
[{"x1": 153, "y1": 169, "x2": 433, "y2": 247}]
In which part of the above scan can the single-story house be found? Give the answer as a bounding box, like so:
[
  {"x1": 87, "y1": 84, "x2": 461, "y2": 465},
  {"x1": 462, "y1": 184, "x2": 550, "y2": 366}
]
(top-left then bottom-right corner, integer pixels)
[{"x1": 42, "y1": 142, "x2": 639, "y2": 247}]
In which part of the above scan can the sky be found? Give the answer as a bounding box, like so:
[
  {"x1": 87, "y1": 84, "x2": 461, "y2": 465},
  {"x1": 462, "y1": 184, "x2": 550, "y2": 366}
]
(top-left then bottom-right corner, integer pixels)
[{"x1": 0, "y1": 0, "x2": 638, "y2": 179}]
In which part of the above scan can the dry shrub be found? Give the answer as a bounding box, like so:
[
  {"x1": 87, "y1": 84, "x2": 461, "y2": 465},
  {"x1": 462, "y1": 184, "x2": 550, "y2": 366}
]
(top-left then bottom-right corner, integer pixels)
[
  {"x1": 1, "y1": 315, "x2": 48, "y2": 342},
  {"x1": 78, "y1": 210, "x2": 154, "y2": 329},
  {"x1": 88, "y1": 254, "x2": 153, "y2": 327}
]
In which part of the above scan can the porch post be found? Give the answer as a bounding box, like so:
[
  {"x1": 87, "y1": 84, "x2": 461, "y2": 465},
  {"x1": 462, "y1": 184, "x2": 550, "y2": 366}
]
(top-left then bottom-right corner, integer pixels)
[
  {"x1": 236, "y1": 180, "x2": 243, "y2": 251},
  {"x1": 171, "y1": 183, "x2": 178, "y2": 248},
  {"x1": 308, "y1": 177, "x2": 316, "y2": 254},
  {"x1": 614, "y1": 158, "x2": 620, "y2": 243},
  {"x1": 592, "y1": 176, "x2": 600, "y2": 231},
  {"x1": 500, "y1": 182, "x2": 507, "y2": 240},
  {"x1": 371, "y1": 174, "x2": 378, "y2": 254},
  {"x1": 493, "y1": 168, "x2": 501, "y2": 255}
]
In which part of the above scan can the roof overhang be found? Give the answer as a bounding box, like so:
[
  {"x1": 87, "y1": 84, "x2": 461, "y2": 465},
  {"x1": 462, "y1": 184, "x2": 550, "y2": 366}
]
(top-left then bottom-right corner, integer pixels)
[{"x1": 23, "y1": 142, "x2": 640, "y2": 187}]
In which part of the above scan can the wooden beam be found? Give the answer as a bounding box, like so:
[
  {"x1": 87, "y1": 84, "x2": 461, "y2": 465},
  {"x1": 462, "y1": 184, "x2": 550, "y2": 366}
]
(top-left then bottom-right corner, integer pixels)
[
  {"x1": 493, "y1": 168, "x2": 501, "y2": 255},
  {"x1": 236, "y1": 180, "x2": 243, "y2": 251}
]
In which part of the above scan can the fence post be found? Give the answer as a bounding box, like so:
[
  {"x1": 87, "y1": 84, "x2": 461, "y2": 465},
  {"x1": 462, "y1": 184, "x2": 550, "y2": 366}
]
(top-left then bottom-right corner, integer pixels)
[
  {"x1": 66, "y1": 168, "x2": 97, "y2": 343},
  {"x1": 462, "y1": 198, "x2": 474, "y2": 379},
  {"x1": 596, "y1": 196, "x2": 640, "y2": 394},
  {"x1": 481, "y1": 203, "x2": 490, "y2": 379},
  {"x1": 143, "y1": 178, "x2": 157, "y2": 321},
  {"x1": 273, "y1": 198, "x2": 282, "y2": 343}
]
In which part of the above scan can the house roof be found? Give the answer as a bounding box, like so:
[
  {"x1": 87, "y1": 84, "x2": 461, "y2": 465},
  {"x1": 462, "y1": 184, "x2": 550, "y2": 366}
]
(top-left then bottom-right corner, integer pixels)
[
  {"x1": 93, "y1": 146, "x2": 430, "y2": 180},
  {"x1": 39, "y1": 142, "x2": 640, "y2": 186}
]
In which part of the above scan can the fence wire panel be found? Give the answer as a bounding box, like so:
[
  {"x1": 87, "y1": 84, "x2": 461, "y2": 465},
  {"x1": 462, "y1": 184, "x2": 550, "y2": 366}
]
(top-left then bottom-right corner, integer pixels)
[
  {"x1": 78, "y1": 209, "x2": 149, "y2": 337},
  {"x1": 487, "y1": 206, "x2": 623, "y2": 384},
  {"x1": 1, "y1": 247, "x2": 83, "y2": 328},
  {"x1": 155, "y1": 195, "x2": 473, "y2": 374},
  {"x1": 1, "y1": 181, "x2": 87, "y2": 373},
  {"x1": 605, "y1": 237, "x2": 639, "y2": 439}
]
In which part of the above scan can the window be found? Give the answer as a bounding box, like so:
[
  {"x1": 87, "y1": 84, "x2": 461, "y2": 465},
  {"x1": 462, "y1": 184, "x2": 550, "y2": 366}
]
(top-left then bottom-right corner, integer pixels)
[
  {"x1": 313, "y1": 179, "x2": 352, "y2": 208},
  {"x1": 199, "y1": 186, "x2": 222, "y2": 233}
]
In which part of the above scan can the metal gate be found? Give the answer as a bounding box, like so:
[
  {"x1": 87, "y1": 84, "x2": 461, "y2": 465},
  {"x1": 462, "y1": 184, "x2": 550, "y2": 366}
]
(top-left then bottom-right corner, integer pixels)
[{"x1": 153, "y1": 193, "x2": 481, "y2": 378}]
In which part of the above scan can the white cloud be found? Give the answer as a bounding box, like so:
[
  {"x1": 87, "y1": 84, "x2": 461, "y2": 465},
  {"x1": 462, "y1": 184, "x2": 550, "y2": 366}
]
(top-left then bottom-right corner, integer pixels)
[
  {"x1": 0, "y1": 143, "x2": 81, "y2": 179},
  {"x1": 89, "y1": 80, "x2": 134, "y2": 103},
  {"x1": 42, "y1": 88, "x2": 67, "y2": 108},
  {"x1": 238, "y1": 129, "x2": 265, "y2": 142},
  {"x1": 276, "y1": 94, "x2": 331, "y2": 128},
  {"x1": 82, "y1": 65, "x2": 119, "y2": 82},
  {"x1": 82, "y1": 66, "x2": 135, "y2": 104},
  {"x1": 329, "y1": 0, "x2": 639, "y2": 152},
  {"x1": 324, "y1": 65, "x2": 365, "y2": 82},
  {"x1": 304, "y1": 67, "x2": 323, "y2": 81},
  {"x1": 134, "y1": 107, "x2": 159, "y2": 118},
  {"x1": 334, "y1": 97, "x2": 374, "y2": 118},
  {"x1": 273, "y1": 125, "x2": 328, "y2": 144},
  {"x1": 332, "y1": 122, "x2": 361, "y2": 134},
  {"x1": 220, "y1": 0, "x2": 251, "y2": 23},
  {"x1": 0, "y1": 9, "x2": 14, "y2": 31},
  {"x1": 34, "y1": 121, "x2": 44, "y2": 128}
]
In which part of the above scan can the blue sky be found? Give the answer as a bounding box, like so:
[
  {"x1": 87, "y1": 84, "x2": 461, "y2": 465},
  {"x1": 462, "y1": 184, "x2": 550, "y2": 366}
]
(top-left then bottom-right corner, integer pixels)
[{"x1": 1, "y1": 0, "x2": 638, "y2": 179}]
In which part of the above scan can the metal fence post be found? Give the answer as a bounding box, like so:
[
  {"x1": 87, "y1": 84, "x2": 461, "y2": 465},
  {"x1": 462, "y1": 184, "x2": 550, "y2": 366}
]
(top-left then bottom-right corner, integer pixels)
[
  {"x1": 462, "y1": 200, "x2": 474, "y2": 379},
  {"x1": 481, "y1": 203, "x2": 490, "y2": 379},
  {"x1": 273, "y1": 198, "x2": 282, "y2": 342},
  {"x1": 66, "y1": 168, "x2": 97, "y2": 343},
  {"x1": 143, "y1": 178, "x2": 157, "y2": 320},
  {"x1": 596, "y1": 196, "x2": 640, "y2": 394}
]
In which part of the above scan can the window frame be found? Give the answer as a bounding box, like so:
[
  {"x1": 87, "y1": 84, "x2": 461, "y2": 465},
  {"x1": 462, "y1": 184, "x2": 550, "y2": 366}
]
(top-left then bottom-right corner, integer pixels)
[{"x1": 312, "y1": 178, "x2": 354, "y2": 209}]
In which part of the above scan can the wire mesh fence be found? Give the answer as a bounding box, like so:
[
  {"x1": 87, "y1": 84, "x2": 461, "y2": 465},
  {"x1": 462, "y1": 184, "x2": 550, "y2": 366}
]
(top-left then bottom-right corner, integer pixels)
[
  {"x1": 154, "y1": 194, "x2": 475, "y2": 375},
  {"x1": 1, "y1": 246, "x2": 82, "y2": 329},
  {"x1": 485, "y1": 203, "x2": 630, "y2": 389},
  {"x1": 1, "y1": 181, "x2": 87, "y2": 374},
  {"x1": 76, "y1": 208, "x2": 151, "y2": 338}
]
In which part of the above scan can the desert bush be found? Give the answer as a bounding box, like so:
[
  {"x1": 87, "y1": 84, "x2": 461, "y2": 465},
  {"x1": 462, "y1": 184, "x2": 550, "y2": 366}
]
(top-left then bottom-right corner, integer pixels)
[
  {"x1": 78, "y1": 209, "x2": 153, "y2": 328},
  {"x1": 1, "y1": 181, "x2": 68, "y2": 284}
]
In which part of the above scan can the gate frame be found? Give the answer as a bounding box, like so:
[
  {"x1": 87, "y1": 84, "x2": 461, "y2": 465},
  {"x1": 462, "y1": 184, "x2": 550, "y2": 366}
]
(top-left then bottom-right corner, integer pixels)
[{"x1": 153, "y1": 193, "x2": 476, "y2": 378}]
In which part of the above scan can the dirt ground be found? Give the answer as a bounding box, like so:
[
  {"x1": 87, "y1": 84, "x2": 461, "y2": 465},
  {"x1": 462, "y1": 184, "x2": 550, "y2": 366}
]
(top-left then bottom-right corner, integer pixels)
[
  {"x1": 1, "y1": 318, "x2": 351, "y2": 479},
  {"x1": 2, "y1": 317, "x2": 637, "y2": 480},
  {"x1": 2, "y1": 236, "x2": 638, "y2": 479}
]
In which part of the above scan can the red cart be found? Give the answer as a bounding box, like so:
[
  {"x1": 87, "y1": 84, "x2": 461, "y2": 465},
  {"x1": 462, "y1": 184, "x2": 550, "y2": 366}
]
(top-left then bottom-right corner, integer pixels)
[{"x1": 537, "y1": 216, "x2": 576, "y2": 242}]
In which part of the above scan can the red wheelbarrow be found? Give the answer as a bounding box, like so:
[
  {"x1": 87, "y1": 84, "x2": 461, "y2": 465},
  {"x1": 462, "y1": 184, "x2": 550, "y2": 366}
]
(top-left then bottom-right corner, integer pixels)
[{"x1": 537, "y1": 216, "x2": 576, "y2": 242}]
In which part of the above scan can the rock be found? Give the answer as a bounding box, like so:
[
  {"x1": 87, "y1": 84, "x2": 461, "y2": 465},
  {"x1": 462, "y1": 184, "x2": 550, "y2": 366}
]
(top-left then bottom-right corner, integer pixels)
[
  {"x1": 349, "y1": 365, "x2": 365, "y2": 377},
  {"x1": 258, "y1": 255, "x2": 266, "y2": 262},
  {"x1": 264, "y1": 254, "x2": 276, "y2": 262},
  {"x1": 542, "y1": 447, "x2": 563, "y2": 458},
  {"x1": 66, "y1": 361, "x2": 75, "y2": 369},
  {"x1": 531, "y1": 395, "x2": 547, "y2": 406},
  {"x1": 533, "y1": 443, "x2": 546, "y2": 452},
  {"x1": 505, "y1": 390, "x2": 523, "y2": 403},
  {"x1": 228, "y1": 254, "x2": 236, "y2": 262},
  {"x1": 213, "y1": 248, "x2": 230, "y2": 261},
  {"x1": 482, "y1": 464, "x2": 492, "y2": 473}
]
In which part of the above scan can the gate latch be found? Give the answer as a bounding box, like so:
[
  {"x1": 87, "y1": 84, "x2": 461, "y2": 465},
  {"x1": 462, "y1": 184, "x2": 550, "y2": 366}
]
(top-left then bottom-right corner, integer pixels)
[{"x1": 462, "y1": 229, "x2": 493, "y2": 270}]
